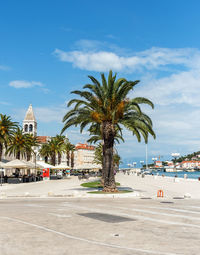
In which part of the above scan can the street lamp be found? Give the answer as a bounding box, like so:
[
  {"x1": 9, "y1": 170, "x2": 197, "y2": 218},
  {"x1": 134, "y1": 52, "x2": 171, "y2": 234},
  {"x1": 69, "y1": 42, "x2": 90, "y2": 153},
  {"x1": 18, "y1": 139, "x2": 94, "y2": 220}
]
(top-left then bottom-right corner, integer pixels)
[{"x1": 33, "y1": 149, "x2": 38, "y2": 175}]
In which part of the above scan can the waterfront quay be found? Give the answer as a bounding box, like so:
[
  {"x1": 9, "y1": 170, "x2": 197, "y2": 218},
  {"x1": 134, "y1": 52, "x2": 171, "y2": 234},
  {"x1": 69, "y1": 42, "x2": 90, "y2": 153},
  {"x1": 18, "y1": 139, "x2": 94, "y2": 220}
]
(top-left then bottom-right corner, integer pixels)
[
  {"x1": 0, "y1": 197, "x2": 200, "y2": 255},
  {"x1": 1, "y1": 173, "x2": 200, "y2": 254}
]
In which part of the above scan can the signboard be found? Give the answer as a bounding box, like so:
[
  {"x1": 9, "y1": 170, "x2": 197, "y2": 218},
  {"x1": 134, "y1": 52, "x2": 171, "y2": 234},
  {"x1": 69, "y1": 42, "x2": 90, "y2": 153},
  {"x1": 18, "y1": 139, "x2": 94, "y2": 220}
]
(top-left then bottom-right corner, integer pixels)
[{"x1": 43, "y1": 168, "x2": 50, "y2": 180}]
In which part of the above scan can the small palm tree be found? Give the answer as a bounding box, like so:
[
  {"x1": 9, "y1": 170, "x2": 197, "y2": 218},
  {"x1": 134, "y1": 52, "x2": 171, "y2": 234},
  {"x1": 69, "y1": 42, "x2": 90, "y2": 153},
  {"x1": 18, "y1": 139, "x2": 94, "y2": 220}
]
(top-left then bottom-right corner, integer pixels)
[
  {"x1": 70, "y1": 144, "x2": 75, "y2": 168},
  {"x1": 0, "y1": 114, "x2": 18, "y2": 161},
  {"x1": 6, "y1": 127, "x2": 29, "y2": 160},
  {"x1": 64, "y1": 142, "x2": 72, "y2": 166},
  {"x1": 62, "y1": 70, "x2": 155, "y2": 192},
  {"x1": 54, "y1": 135, "x2": 66, "y2": 164},
  {"x1": 26, "y1": 134, "x2": 39, "y2": 161},
  {"x1": 39, "y1": 144, "x2": 51, "y2": 163}
]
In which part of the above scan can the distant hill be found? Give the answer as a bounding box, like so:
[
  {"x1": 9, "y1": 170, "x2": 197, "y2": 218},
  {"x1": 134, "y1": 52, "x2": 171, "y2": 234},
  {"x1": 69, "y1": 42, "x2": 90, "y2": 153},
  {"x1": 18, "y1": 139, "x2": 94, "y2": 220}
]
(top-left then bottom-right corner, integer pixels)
[{"x1": 175, "y1": 151, "x2": 200, "y2": 162}]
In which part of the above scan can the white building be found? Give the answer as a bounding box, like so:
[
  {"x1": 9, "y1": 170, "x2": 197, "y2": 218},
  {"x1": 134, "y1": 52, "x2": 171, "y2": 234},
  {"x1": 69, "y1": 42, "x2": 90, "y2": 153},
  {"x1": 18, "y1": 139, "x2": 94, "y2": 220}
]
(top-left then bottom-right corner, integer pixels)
[
  {"x1": 74, "y1": 143, "x2": 99, "y2": 169},
  {"x1": 2, "y1": 105, "x2": 100, "y2": 169},
  {"x1": 23, "y1": 104, "x2": 37, "y2": 136},
  {"x1": 181, "y1": 160, "x2": 200, "y2": 169}
]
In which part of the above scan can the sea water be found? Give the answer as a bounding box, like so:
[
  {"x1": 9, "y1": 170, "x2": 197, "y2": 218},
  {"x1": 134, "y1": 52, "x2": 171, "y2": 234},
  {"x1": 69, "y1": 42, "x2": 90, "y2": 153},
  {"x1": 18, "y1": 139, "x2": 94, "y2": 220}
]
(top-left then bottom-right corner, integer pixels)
[{"x1": 154, "y1": 171, "x2": 200, "y2": 180}]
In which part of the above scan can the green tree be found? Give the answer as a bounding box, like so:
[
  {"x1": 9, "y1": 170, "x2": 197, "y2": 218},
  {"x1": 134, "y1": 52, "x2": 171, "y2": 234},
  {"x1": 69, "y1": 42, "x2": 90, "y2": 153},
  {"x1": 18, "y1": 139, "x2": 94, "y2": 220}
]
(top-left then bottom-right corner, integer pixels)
[
  {"x1": 93, "y1": 143, "x2": 103, "y2": 165},
  {"x1": 54, "y1": 135, "x2": 66, "y2": 164},
  {"x1": 25, "y1": 134, "x2": 39, "y2": 161},
  {"x1": 47, "y1": 138, "x2": 60, "y2": 166},
  {"x1": 63, "y1": 142, "x2": 74, "y2": 167},
  {"x1": 39, "y1": 143, "x2": 51, "y2": 163},
  {"x1": 6, "y1": 127, "x2": 29, "y2": 160},
  {"x1": 62, "y1": 70, "x2": 155, "y2": 192},
  {"x1": 70, "y1": 144, "x2": 75, "y2": 168},
  {"x1": 0, "y1": 114, "x2": 18, "y2": 161},
  {"x1": 93, "y1": 143, "x2": 122, "y2": 170},
  {"x1": 113, "y1": 153, "x2": 122, "y2": 169}
]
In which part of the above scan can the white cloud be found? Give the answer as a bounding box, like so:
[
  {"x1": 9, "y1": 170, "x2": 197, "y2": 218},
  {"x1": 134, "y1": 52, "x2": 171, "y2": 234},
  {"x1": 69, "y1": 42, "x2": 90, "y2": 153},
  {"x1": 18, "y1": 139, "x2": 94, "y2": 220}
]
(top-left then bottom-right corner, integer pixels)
[
  {"x1": 132, "y1": 68, "x2": 200, "y2": 107},
  {"x1": 0, "y1": 65, "x2": 10, "y2": 71},
  {"x1": 54, "y1": 46, "x2": 200, "y2": 72},
  {"x1": 9, "y1": 80, "x2": 44, "y2": 89},
  {"x1": 0, "y1": 101, "x2": 10, "y2": 105},
  {"x1": 34, "y1": 107, "x2": 66, "y2": 123}
]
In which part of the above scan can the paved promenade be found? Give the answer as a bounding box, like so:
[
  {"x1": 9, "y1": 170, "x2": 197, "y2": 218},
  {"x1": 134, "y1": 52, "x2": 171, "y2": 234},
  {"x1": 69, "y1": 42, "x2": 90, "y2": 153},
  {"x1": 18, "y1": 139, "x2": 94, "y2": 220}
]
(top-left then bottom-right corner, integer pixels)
[
  {"x1": 1, "y1": 197, "x2": 200, "y2": 255},
  {"x1": 1, "y1": 172, "x2": 200, "y2": 199},
  {"x1": 0, "y1": 173, "x2": 200, "y2": 254}
]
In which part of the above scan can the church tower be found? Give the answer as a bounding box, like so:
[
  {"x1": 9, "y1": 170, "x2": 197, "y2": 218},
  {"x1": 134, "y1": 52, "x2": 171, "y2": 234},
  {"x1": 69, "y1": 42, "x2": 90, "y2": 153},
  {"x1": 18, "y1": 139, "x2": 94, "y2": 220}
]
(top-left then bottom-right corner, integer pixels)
[{"x1": 23, "y1": 104, "x2": 37, "y2": 136}]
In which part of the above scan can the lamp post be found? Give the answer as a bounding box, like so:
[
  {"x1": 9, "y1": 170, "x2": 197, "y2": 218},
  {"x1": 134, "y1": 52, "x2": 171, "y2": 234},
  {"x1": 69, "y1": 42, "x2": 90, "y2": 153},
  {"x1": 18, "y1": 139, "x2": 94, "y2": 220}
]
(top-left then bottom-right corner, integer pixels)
[{"x1": 34, "y1": 149, "x2": 38, "y2": 176}]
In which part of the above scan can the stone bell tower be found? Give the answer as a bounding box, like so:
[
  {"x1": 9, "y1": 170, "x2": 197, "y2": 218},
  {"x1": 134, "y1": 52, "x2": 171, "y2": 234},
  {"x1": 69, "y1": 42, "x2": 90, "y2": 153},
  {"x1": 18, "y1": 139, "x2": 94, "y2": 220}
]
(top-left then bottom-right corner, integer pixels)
[{"x1": 23, "y1": 104, "x2": 37, "y2": 136}]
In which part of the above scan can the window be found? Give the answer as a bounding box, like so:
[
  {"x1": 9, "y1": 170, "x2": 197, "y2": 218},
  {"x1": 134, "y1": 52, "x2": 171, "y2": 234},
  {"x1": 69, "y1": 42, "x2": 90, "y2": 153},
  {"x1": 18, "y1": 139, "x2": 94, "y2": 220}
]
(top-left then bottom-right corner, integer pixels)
[
  {"x1": 24, "y1": 124, "x2": 28, "y2": 132},
  {"x1": 29, "y1": 124, "x2": 33, "y2": 132}
]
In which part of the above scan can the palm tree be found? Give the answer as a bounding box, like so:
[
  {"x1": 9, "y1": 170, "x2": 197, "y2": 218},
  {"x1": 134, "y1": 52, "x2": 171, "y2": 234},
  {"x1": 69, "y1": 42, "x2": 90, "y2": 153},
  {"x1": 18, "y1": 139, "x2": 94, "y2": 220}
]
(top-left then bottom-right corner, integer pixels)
[
  {"x1": 64, "y1": 142, "x2": 72, "y2": 166},
  {"x1": 26, "y1": 134, "x2": 39, "y2": 161},
  {"x1": 113, "y1": 153, "x2": 122, "y2": 170},
  {"x1": 70, "y1": 144, "x2": 75, "y2": 168},
  {"x1": 93, "y1": 143, "x2": 104, "y2": 165},
  {"x1": 47, "y1": 138, "x2": 58, "y2": 166},
  {"x1": 39, "y1": 143, "x2": 51, "y2": 163},
  {"x1": 6, "y1": 127, "x2": 29, "y2": 160},
  {"x1": 62, "y1": 70, "x2": 155, "y2": 192},
  {"x1": 93, "y1": 143, "x2": 121, "y2": 170},
  {"x1": 54, "y1": 135, "x2": 66, "y2": 164},
  {"x1": 0, "y1": 114, "x2": 18, "y2": 161}
]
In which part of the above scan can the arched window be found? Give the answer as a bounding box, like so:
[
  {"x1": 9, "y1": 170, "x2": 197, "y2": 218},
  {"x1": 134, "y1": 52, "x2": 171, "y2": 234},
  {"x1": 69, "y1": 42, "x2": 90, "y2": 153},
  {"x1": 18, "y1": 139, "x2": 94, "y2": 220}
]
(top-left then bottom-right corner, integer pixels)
[
  {"x1": 29, "y1": 124, "x2": 33, "y2": 132},
  {"x1": 24, "y1": 124, "x2": 28, "y2": 132}
]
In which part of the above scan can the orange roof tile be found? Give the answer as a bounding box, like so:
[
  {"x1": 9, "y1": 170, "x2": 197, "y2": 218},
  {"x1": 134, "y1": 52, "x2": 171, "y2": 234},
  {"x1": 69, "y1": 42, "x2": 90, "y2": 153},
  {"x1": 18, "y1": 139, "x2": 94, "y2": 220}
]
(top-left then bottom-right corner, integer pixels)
[{"x1": 75, "y1": 143, "x2": 95, "y2": 150}]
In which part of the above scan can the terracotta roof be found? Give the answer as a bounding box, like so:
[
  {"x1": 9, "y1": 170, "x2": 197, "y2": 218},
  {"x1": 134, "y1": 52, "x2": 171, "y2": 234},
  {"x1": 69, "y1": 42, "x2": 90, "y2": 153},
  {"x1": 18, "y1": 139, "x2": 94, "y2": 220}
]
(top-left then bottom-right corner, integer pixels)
[
  {"x1": 37, "y1": 136, "x2": 51, "y2": 144},
  {"x1": 75, "y1": 143, "x2": 95, "y2": 150},
  {"x1": 181, "y1": 160, "x2": 200, "y2": 163},
  {"x1": 24, "y1": 104, "x2": 36, "y2": 121}
]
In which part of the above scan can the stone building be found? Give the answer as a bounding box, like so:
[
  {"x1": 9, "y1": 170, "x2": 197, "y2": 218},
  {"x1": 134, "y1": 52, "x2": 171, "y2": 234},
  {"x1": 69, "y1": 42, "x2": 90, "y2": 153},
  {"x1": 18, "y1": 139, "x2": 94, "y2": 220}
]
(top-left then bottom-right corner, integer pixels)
[
  {"x1": 23, "y1": 104, "x2": 37, "y2": 136},
  {"x1": 2, "y1": 104, "x2": 100, "y2": 169}
]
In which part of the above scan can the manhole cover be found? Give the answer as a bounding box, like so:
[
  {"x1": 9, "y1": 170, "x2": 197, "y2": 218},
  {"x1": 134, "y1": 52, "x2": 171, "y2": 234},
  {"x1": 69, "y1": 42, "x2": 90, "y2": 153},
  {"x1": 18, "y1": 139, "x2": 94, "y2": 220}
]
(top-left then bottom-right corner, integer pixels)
[
  {"x1": 173, "y1": 197, "x2": 184, "y2": 200},
  {"x1": 78, "y1": 213, "x2": 135, "y2": 223}
]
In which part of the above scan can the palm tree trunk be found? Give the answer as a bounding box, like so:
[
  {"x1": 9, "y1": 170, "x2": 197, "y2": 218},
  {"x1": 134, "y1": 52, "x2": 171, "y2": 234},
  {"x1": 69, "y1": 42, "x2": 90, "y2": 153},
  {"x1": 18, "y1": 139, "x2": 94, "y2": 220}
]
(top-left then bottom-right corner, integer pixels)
[
  {"x1": 102, "y1": 121, "x2": 117, "y2": 192},
  {"x1": 0, "y1": 143, "x2": 3, "y2": 161},
  {"x1": 51, "y1": 152, "x2": 56, "y2": 166},
  {"x1": 27, "y1": 152, "x2": 31, "y2": 161},
  {"x1": 101, "y1": 142, "x2": 105, "y2": 186},
  {"x1": 16, "y1": 151, "x2": 20, "y2": 160},
  {"x1": 67, "y1": 151, "x2": 70, "y2": 166},
  {"x1": 44, "y1": 156, "x2": 48, "y2": 163},
  {"x1": 71, "y1": 151, "x2": 74, "y2": 168},
  {"x1": 58, "y1": 152, "x2": 61, "y2": 165}
]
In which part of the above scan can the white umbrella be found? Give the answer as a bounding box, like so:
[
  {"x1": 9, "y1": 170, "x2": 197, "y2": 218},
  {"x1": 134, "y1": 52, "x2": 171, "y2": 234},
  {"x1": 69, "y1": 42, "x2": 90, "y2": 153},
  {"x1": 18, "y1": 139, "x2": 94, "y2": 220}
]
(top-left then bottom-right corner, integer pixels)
[
  {"x1": 3, "y1": 159, "x2": 33, "y2": 169},
  {"x1": 52, "y1": 163, "x2": 71, "y2": 169},
  {"x1": 36, "y1": 161, "x2": 55, "y2": 169},
  {"x1": 0, "y1": 161, "x2": 5, "y2": 168},
  {"x1": 74, "y1": 163, "x2": 101, "y2": 170}
]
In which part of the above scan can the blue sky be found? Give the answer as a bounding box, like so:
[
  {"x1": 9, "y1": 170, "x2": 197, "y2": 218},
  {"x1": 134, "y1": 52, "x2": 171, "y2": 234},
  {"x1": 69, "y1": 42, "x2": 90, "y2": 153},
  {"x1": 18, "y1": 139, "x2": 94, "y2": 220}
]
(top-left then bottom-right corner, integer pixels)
[{"x1": 1, "y1": 0, "x2": 200, "y2": 166}]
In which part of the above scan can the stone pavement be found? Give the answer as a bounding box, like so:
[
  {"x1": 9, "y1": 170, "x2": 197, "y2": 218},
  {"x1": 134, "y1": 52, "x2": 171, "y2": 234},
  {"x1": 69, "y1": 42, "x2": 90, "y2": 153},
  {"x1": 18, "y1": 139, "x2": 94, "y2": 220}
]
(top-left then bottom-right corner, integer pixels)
[
  {"x1": 1, "y1": 172, "x2": 200, "y2": 199},
  {"x1": 0, "y1": 197, "x2": 200, "y2": 255}
]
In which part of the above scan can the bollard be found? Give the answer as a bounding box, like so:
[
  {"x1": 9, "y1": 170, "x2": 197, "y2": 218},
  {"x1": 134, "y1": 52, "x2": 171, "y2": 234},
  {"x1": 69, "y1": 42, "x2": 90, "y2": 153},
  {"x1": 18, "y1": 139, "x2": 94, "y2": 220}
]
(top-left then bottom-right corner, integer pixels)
[{"x1": 157, "y1": 189, "x2": 164, "y2": 198}]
